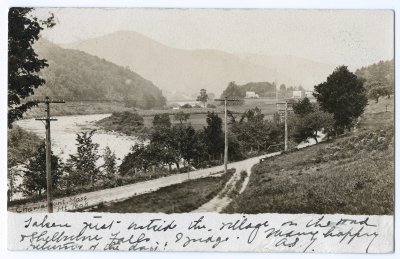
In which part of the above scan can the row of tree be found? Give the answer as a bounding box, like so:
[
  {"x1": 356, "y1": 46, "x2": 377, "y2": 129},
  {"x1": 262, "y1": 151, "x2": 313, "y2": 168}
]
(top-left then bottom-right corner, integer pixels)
[{"x1": 118, "y1": 108, "x2": 287, "y2": 176}]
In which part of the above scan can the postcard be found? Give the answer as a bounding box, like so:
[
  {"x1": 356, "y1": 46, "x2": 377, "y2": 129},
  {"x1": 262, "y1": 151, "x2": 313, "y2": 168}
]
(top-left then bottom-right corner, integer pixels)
[{"x1": 6, "y1": 7, "x2": 394, "y2": 253}]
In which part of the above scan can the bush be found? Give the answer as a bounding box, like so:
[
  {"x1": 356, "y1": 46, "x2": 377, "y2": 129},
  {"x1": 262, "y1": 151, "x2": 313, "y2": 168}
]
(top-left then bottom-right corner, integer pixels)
[{"x1": 181, "y1": 104, "x2": 193, "y2": 109}]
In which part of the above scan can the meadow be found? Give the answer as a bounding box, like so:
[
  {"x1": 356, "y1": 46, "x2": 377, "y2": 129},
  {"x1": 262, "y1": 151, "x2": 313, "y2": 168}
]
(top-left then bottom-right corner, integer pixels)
[
  {"x1": 23, "y1": 99, "x2": 278, "y2": 131},
  {"x1": 223, "y1": 98, "x2": 394, "y2": 215}
]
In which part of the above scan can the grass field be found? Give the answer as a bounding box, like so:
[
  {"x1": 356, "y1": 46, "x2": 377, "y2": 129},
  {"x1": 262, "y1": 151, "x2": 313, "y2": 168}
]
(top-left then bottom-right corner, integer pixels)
[
  {"x1": 94, "y1": 99, "x2": 278, "y2": 132},
  {"x1": 86, "y1": 170, "x2": 234, "y2": 213},
  {"x1": 23, "y1": 99, "x2": 278, "y2": 131},
  {"x1": 223, "y1": 98, "x2": 394, "y2": 215}
]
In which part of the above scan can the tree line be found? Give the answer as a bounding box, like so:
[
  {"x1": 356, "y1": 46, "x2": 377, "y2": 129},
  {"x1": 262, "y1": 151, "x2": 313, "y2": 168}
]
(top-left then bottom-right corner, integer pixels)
[{"x1": 17, "y1": 108, "x2": 285, "y2": 198}]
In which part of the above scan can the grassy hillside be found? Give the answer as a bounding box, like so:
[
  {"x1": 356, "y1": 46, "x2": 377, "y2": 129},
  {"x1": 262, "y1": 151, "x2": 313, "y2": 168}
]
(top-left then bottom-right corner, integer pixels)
[
  {"x1": 32, "y1": 39, "x2": 166, "y2": 109},
  {"x1": 224, "y1": 98, "x2": 394, "y2": 215}
]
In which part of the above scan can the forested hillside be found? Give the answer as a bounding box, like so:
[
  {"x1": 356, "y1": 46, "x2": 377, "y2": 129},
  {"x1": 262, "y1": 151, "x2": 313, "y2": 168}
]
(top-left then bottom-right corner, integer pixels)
[
  {"x1": 33, "y1": 39, "x2": 166, "y2": 109},
  {"x1": 355, "y1": 59, "x2": 394, "y2": 101},
  {"x1": 220, "y1": 81, "x2": 276, "y2": 98}
]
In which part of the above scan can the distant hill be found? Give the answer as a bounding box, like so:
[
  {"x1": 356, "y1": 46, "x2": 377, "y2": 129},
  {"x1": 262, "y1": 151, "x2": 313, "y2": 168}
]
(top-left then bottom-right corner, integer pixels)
[
  {"x1": 64, "y1": 31, "x2": 336, "y2": 99},
  {"x1": 236, "y1": 53, "x2": 338, "y2": 90},
  {"x1": 355, "y1": 59, "x2": 394, "y2": 92},
  {"x1": 33, "y1": 39, "x2": 166, "y2": 109}
]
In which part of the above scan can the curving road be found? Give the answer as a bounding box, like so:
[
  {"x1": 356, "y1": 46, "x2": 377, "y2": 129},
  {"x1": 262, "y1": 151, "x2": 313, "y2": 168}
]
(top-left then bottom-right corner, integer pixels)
[
  {"x1": 193, "y1": 152, "x2": 281, "y2": 213},
  {"x1": 9, "y1": 153, "x2": 276, "y2": 213}
]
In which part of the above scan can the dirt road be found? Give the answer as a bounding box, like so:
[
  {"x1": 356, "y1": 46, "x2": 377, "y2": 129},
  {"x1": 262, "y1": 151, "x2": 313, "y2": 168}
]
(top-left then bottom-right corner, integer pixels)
[
  {"x1": 193, "y1": 152, "x2": 281, "y2": 213},
  {"x1": 9, "y1": 153, "x2": 276, "y2": 213}
]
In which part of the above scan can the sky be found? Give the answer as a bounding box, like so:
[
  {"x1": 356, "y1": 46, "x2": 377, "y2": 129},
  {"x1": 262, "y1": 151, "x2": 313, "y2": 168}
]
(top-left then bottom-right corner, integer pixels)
[{"x1": 34, "y1": 8, "x2": 394, "y2": 69}]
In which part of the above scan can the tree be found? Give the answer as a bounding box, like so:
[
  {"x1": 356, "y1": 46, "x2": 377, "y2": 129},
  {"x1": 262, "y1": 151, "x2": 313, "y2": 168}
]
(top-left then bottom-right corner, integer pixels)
[
  {"x1": 220, "y1": 82, "x2": 245, "y2": 106},
  {"x1": 355, "y1": 59, "x2": 394, "y2": 98},
  {"x1": 153, "y1": 113, "x2": 171, "y2": 128},
  {"x1": 203, "y1": 112, "x2": 224, "y2": 160},
  {"x1": 101, "y1": 146, "x2": 117, "y2": 186},
  {"x1": 231, "y1": 107, "x2": 283, "y2": 153},
  {"x1": 149, "y1": 127, "x2": 182, "y2": 170},
  {"x1": 119, "y1": 143, "x2": 157, "y2": 175},
  {"x1": 177, "y1": 125, "x2": 201, "y2": 170},
  {"x1": 292, "y1": 97, "x2": 314, "y2": 116},
  {"x1": 174, "y1": 111, "x2": 190, "y2": 124},
  {"x1": 181, "y1": 103, "x2": 193, "y2": 109},
  {"x1": 240, "y1": 107, "x2": 264, "y2": 123},
  {"x1": 8, "y1": 126, "x2": 42, "y2": 201},
  {"x1": 291, "y1": 108, "x2": 335, "y2": 144},
  {"x1": 368, "y1": 87, "x2": 391, "y2": 103},
  {"x1": 120, "y1": 143, "x2": 145, "y2": 175},
  {"x1": 8, "y1": 8, "x2": 55, "y2": 128},
  {"x1": 65, "y1": 130, "x2": 100, "y2": 187},
  {"x1": 196, "y1": 89, "x2": 209, "y2": 108},
  {"x1": 313, "y1": 66, "x2": 367, "y2": 134},
  {"x1": 227, "y1": 132, "x2": 245, "y2": 161},
  {"x1": 23, "y1": 142, "x2": 62, "y2": 197}
]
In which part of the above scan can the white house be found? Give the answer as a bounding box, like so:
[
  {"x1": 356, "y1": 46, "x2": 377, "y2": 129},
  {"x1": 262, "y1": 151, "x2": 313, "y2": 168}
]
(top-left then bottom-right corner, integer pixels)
[
  {"x1": 305, "y1": 91, "x2": 314, "y2": 98},
  {"x1": 245, "y1": 91, "x2": 259, "y2": 98},
  {"x1": 292, "y1": 90, "x2": 302, "y2": 99}
]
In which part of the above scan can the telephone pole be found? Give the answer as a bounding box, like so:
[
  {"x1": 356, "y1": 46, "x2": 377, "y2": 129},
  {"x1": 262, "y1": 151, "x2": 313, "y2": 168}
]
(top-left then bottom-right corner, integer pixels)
[
  {"x1": 276, "y1": 100, "x2": 292, "y2": 152},
  {"x1": 35, "y1": 96, "x2": 65, "y2": 213},
  {"x1": 214, "y1": 97, "x2": 241, "y2": 173}
]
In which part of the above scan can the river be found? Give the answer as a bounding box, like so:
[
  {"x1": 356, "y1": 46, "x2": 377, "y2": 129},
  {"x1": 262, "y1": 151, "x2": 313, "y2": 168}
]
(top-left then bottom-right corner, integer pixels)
[
  {"x1": 15, "y1": 114, "x2": 140, "y2": 163},
  {"x1": 15, "y1": 112, "x2": 323, "y2": 163}
]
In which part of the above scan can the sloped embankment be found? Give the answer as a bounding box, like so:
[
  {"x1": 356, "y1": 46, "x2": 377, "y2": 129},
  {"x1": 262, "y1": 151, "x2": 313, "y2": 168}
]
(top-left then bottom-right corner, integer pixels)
[{"x1": 223, "y1": 101, "x2": 394, "y2": 215}]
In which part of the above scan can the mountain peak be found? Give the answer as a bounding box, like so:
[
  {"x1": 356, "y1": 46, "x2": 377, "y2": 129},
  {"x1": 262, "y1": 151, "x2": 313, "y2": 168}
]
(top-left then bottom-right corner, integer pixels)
[{"x1": 63, "y1": 31, "x2": 337, "y2": 97}]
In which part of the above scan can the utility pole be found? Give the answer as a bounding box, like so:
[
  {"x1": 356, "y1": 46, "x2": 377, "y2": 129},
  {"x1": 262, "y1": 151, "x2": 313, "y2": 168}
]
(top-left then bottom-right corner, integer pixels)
[
  {"x1": 276, "y1": 100, "x2": 292, "y2": 152},
  {"x1": 214, "y1": 97, "x2": 241, "y2": 173},
  {"x1": 35, "y1": 96, "x2": 65, "y2": 213},
  {"x1": 284, "y1": 101, "x2": 288, "y2": 151}
]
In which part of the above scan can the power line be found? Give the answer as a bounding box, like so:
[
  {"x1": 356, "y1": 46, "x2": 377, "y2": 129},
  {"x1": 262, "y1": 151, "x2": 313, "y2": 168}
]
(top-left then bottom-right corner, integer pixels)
[{"x1": 34, "y1": 96, "x2": 65, "y2": 213}]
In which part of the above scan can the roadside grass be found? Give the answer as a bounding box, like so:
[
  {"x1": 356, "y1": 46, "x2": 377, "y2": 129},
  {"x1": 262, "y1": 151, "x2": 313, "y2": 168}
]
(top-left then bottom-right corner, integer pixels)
[
  {"x1": 223, "y1": 99, "x2": 394, "y2": 215},
  {"x1": 86, "y1": 169, "x2": 235, "y2": 213}
]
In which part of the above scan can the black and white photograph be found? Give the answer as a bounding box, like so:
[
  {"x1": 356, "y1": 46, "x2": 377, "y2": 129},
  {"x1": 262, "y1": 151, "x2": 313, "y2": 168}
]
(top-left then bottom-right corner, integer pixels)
[{"x1": 4, "y1": 2, "x2": 397, "y2": 255}]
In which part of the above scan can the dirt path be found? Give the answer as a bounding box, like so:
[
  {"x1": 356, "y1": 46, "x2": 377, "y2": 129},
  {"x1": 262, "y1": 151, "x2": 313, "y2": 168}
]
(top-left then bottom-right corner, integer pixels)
[
  {"x1": 193, "y1": 152, "x2": 281, "y2": 213},
  {"x1": 9, "y1": 154, "x2": 275, "y2": 213}
]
